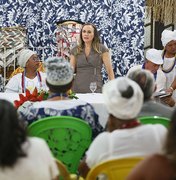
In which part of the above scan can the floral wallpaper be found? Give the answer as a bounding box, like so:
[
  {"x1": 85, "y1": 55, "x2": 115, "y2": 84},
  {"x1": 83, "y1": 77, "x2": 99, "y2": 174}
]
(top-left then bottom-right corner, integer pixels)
[{"x1": 0, "y1": 0, "x2": 145, "y2": 78}]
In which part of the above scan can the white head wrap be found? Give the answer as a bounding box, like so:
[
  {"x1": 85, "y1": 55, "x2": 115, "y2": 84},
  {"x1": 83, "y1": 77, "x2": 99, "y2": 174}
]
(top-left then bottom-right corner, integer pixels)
[
  {"x1": 146, "y1": 48, "x2": 163, "y2": 65},
  {"x1": 45, "y1": 57, "x2": 73, "y2": 86},
  {"x1": 161, "y1": 29, "x2": 176, "y2": 47},
  {"x1": 18, "y1": 49, "x2": 36, "y2": 67},
  {"x1": 103, "y1": 77, "x2": 143, "y2": 120}
]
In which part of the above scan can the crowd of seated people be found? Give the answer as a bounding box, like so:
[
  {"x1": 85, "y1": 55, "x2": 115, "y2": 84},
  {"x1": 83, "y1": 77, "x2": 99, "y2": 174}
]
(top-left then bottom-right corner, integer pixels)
[
  {"x1": 78, "y1": 77, "x2": 167, "y2": 178},
  {"x1": 1, "y1": 45, "x2": 176, "y2": 179},
  {"x1": 1, "y1": 27, "x2": 176, "y2": 179},
  {"x1": 18, "y1": 56, "x2": 103, "y2": 139},
  {"x1": 127, "y1": 47, "x2": 175, "y2": 107},
  {"x1": 127, "y1": 68, "x2": 173, "y2": 118}
]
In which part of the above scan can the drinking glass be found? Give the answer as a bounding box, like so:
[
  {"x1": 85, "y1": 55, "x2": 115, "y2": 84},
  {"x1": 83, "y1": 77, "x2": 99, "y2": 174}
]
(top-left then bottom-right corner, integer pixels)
[{"x1": 89, "y1": 82, "x2": 97, "y2": 94}]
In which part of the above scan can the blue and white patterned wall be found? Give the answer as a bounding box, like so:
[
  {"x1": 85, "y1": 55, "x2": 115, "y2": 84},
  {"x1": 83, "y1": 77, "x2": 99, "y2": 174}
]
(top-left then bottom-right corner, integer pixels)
[{"x1": 0, "y1": 0, "x2": 145, "y2": 78}]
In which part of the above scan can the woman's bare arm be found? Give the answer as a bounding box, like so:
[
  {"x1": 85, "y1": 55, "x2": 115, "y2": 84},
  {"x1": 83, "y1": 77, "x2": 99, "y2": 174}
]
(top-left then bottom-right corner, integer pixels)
[{"x1": 102, "y1": 51, "x2": 115, "y2": 80}]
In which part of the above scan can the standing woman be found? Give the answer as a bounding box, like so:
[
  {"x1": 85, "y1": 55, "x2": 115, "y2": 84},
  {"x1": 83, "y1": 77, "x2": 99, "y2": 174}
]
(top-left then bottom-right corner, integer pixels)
[{"x1": 70, "y1": 23, "x2": 114, "y2": 93}]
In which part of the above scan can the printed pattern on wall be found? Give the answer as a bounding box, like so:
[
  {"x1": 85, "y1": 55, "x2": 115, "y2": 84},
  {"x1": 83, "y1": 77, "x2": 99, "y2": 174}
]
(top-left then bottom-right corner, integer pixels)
[{"x1": 0, "y1": 0, "x2": 144, "y2": 79}]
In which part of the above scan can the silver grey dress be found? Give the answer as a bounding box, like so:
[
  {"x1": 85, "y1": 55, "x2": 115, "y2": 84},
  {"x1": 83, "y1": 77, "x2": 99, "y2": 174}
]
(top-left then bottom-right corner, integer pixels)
[{"x1": 70, "y1": 44, "x2": 109, "y2": 93}]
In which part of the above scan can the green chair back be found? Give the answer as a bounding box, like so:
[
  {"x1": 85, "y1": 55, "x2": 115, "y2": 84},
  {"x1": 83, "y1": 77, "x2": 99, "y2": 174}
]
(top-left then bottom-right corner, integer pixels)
[
  {"x1": 139, "y1": 116, "x2": 170, "y2": 128},
  {"x1": 28, "y1": 116, "x2": 92, "y2": 173}
]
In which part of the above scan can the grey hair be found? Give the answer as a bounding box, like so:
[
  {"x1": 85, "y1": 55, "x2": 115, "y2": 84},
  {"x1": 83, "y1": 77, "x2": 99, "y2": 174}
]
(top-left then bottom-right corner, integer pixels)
[{"x1": 127, "y1": 69, "x2": 155, "y2": 101}]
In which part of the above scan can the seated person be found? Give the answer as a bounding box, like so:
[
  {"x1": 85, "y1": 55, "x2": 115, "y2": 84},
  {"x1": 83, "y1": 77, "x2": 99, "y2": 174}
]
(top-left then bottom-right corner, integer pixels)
[
  {"x1": 0, "y1": 99, "x2": 58, "y2": 180},
  {"x1": 79, "y1": 77, "x2": 167, "y2": 178},
  {"x1": 127, "y1": 69, "x2": 173, "y2": 118},
  {"x1": 127, "y1": 48, "x2": 175, "y2": 107},
  {"x1": 18, "y1": 57, "x2": 103, "y2": 139},
  {"x1": 5, "y1": 49, "x2": 47, "y2": 93},
  {"x1": 127, "y1": 48, "x2": 165, "y2": 92},
  {"x1": 127, "y1": 108, "x2": 176, "y2": 180}
]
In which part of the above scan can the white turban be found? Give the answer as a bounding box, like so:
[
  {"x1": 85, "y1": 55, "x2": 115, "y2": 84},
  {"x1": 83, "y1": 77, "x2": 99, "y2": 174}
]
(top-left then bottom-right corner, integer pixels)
[
  {"x1": 161, "y1": 29, "x2": 176, "y2": 47},
  {"x1": 146, "y1": 48, "x2": 163, "y2": 65},
  {"x1": 103, "y1": 77, "x2": 143, "y2": 120},
  {"x1": 45, "y1": 57, "x2": 74, "y2": 86},
  {"x1": 18, "y1": 49, "x2": 36, "y2": 67}
]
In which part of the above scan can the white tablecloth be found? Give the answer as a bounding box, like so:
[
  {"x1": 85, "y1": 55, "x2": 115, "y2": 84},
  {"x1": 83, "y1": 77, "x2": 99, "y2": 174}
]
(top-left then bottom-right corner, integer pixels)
[
  {"x1": 0, "y1": 93, "x2": 108, "y2": 128},
  {"x1": 77, "y1": 93, "x2": 108, "y2": 127}
]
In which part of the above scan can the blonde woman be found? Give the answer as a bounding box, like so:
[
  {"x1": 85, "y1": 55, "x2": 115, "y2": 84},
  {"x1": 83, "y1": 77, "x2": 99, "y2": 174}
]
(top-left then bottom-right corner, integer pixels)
[{"x1": 70, "y1": 23, "x2": 114, "y2": 93}]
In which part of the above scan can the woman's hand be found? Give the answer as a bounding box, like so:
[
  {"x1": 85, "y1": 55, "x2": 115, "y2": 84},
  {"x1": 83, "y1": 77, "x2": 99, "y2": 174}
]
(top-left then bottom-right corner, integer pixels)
[
  {"x1": 165, "y1": 87, "x2": 174, "y2": 94},
  {"x1": 160, "y1": 95, "x2": 175, "y2": 107},
  {"x1": 70, "y1": 54, "x2": 76, "y2": 73}
]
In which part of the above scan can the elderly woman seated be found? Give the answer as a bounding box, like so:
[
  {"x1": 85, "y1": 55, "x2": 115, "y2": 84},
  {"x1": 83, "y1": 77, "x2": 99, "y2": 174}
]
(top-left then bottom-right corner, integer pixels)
[
  {"x1": 78, "y1": 77, "x2": 167, "y2": 178},
  {"x1": 127, "y1": 69, "x2": 173, "y2": 118},
  {"x1": 18, "y1": 57, "x2": 103, "y2": 139},
  {"x1": 5, "y1": 49, "x2": 47, "y2": 93}
]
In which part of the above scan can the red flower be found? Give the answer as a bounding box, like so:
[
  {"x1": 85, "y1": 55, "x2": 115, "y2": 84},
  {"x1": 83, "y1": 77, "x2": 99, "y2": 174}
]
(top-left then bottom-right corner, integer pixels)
[{"x1": 14, "y1": 88, "x2": 47, "y2": 109}]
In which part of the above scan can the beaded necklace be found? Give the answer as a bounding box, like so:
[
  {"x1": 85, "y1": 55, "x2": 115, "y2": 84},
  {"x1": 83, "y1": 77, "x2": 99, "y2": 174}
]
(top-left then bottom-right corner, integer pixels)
[
  {"x1": 21, "y1": 70, "x2": 42, "y2": 93},
  {"x1": 119, "y1": 120, "x2": 141, "y2": 129}
]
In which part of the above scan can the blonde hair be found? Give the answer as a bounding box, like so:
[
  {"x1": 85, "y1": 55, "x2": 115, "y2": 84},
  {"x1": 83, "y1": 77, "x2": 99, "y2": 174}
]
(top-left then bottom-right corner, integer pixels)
[{"x1": 75, "y1": 23, "x2": 101, "y2": 55}]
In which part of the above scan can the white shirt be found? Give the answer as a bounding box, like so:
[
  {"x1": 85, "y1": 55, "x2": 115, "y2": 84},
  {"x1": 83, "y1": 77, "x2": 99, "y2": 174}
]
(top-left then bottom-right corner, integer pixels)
[
  {"x1": 162, "y1": 56, "x2": 176, "y2": 87},
  {"x1": 5, "y1": 72, "x2": 47, "y2": 93},
  {"x1": 86, "y1": 124, "x2": 167, "y2": 168},
  {"x1": 127, "y1": 64, "x2": 166, "y2": 92},
  {"x1": 162, "y1": 56, "x2": 176, "y2": 100},
  {"x1": 0, "y1": 137, "x2": 59, "y2": 180}
]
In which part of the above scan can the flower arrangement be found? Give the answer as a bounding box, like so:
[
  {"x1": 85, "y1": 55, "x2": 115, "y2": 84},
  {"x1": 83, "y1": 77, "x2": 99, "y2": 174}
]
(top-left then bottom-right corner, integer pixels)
[
  {"x1": 14, "y1": 88, "x2": 78, "y2": 109},
  {"x1": 14, "y1": 88, "x2": 48, "y2": 109},
  {"x1": 67, "y1": 89, "x2": 79, "y2": 99}
]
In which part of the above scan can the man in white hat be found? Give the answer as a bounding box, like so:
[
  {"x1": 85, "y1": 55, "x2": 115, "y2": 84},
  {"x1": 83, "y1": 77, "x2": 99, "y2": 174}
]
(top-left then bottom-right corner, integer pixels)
[
  {"x1": 5, "y1": 49, "x2": 47, "y2": 93},
  {"x1": 127, "y1": 48, "x2": 166, "y2": 92},
  {"x1": 160, "y1": 29, "x2": 176, "y2": 100}
]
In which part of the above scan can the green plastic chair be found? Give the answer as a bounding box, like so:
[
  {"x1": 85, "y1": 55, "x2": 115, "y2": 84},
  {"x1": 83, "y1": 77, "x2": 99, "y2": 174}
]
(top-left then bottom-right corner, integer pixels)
[
  {"x1": 28, "y1": 116, "x2": 92, "y2": 173},
  {"x1": 139, "y1": 116, "x2": 170, "y2": 128}
]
